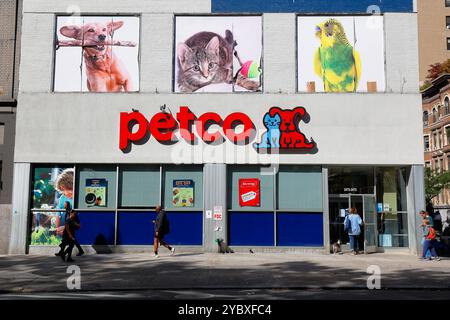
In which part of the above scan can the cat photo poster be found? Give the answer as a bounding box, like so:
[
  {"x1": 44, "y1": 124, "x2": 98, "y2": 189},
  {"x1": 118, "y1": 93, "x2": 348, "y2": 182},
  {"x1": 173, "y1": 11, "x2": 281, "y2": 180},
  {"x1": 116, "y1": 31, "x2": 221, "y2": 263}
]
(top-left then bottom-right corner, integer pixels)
[{"x1": 174, "y1": 16, "x2": 262, "y2": 93}]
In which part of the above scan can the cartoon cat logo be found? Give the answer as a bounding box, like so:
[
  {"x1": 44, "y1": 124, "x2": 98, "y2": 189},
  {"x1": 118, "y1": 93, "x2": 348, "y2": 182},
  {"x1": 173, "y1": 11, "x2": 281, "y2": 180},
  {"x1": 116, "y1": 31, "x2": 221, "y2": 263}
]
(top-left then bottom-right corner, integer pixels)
[{"x1": 254, "y1": 107, "x2": 316, "y2": 152}]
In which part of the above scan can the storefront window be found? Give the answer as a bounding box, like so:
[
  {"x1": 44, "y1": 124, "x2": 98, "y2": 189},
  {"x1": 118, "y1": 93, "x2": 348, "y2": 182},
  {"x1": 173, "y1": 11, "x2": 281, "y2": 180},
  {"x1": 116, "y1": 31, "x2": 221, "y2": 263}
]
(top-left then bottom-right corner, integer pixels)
[
  {"x1": 30, "y1": 166, "x2": 75, "y2": 245},
  {"x1": 163, "y1": 165, "x2": 203, "y2": 210},
  {"x1": 277, "y1": 166, "x2": 322, "y2": 211},
  {"x1": 76, "y1": 165, "x2": 117, "y2": 210},
  {"x1": 227, "y1": 165, "x2": 274, "y2": 211},
  {"x1": 328, "y1": 167, "x2": 374, "y2": 194},
  {"x1": 119, "y1": 165, "x2": 160, "y2": 207},
  {"x1": 376, "y1": 167, "x2": 409, "y2": 247}
]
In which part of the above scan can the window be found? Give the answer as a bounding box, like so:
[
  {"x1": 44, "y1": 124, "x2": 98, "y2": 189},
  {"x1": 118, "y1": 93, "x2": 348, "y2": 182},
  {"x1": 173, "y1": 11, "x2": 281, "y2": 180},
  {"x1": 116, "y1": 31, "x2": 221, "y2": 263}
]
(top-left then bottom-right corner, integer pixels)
[
  {"x1": 119, "y1": 165, "x2": 160, "y2": 207},
  {"x1": 423, "y1": 111, "x2": 429, "y2": 126},
  {"x1": 448, "y1": 38, "x2": 450, "y2": 50},
  {"x1": 0, "y1": 124, "x2": 4, "y2": 145},
  {"x1": 277, "y1": 166, "x2": 323, "y2": 211},
  {"x1": 0, "y1": 161, "x2": 3, "y2": 191},
  {"x1": 376, "y1": 167, "x2": 409, "y2": 247},
  {"x1": 441, "y1": 159, "x2": 445, "y2": 173},
  {"x1": 433, "y1": 132, "x2": 437, "y2": 149},
  {"x1": 446, "y1": 127, "x2": 450, "y2": 145},
  {"x1": 447, "y1": 16, "x2": 450, "y2": 29},
  {"x1": 76, "y1": 165, "x2": 117, "y2": 210},
  {"x1": 447, "y1": 0, "x2": 450, "y2": 8},
  {"x1": 445, "y1": 97, "x2": 450, "y2": 115},
  {"x1": 328, "y1": 167, "x2": 375, "y2": 194},
  {"x1": 228, "y1": 166, "x2": 274, "y2": 211},
  {"x1": 424, "y1": 136, "x2": 430, "y2": 151},
  {"x1": 438, "y1": 105, "x2": 442, "y2": 119},
  {"x1": 163, "y1": 165, "x2": 203, "y2": 210},
  {"x1": 30, "y1": 166, "x2": 75, "y2": 245},
  {"x1": 433, "y1": 108, "x2": 438, "y2": 122},
  {"x1": 438, "y1": 131, "x2": 442, "y2": 149}
]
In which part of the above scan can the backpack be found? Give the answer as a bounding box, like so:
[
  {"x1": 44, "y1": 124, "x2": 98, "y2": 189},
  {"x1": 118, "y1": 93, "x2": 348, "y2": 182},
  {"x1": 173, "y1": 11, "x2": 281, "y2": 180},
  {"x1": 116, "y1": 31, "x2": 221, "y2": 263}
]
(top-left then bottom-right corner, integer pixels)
[
  {"x1": 162, "y1": 215, "x2": 170, "y2": 235},
  {"x1": 426, "y1": 226, "x2": 436, "y2": 240},
  {"x1": 344, "y1": 216, "x2": 351, "y2": 232}
]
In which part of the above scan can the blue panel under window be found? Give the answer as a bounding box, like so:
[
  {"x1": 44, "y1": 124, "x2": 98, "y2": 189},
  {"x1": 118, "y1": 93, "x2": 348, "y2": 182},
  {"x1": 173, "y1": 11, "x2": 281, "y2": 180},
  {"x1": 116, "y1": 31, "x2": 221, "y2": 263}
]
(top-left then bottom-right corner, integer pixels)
[
  {"x1": 76, "y1": 212, "x2": 115, "y2": 245},
  {"x1": 117, "y1": 211, "x2": 156, "y2": 245},
  {"x1": 212, "y1": 0, "x2": 413, "y2": 13},
  {"x1": 277, "y1": 212, "x2": 324, "y2": 247},
  {"x1": 163, "y1": 211, "x2": 203, "y2": 245},
  {"x1": 229, "y1": 212, "x2": 274, "y2": 246}
]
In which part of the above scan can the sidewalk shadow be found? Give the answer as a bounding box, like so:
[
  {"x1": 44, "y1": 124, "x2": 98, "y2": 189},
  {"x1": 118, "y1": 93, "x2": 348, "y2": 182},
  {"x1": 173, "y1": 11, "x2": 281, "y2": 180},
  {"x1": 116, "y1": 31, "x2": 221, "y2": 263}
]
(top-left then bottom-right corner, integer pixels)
[{"x1": 92, "y1": 234, "x2": 113, "y2": 254}]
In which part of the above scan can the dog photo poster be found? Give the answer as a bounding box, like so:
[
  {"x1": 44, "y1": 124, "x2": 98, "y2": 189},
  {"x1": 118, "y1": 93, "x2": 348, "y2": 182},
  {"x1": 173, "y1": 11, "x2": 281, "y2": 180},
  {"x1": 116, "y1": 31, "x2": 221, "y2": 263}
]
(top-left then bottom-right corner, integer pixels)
[
  {"x1": 175, "y1": 16, "x2": 262, "y2": 93},
  {"x1": 54, "y1": 16, "x2": 140, "y2": 92}
]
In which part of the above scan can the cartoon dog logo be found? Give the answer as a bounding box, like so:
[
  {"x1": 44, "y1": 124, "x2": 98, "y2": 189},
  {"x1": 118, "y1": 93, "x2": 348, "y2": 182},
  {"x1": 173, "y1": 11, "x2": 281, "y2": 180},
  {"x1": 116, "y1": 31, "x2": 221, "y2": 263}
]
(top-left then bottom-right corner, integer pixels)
[{"x1": 254, "y1": 107, "x2": 316, "y2": 151}]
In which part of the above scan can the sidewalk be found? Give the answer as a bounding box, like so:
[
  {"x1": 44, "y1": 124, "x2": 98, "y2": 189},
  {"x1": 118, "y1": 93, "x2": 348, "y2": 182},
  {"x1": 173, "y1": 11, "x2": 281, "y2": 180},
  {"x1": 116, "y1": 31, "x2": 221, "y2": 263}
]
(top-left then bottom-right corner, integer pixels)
[{"x1": 0, "y1": 252, "x2": 449, "y2": 294}]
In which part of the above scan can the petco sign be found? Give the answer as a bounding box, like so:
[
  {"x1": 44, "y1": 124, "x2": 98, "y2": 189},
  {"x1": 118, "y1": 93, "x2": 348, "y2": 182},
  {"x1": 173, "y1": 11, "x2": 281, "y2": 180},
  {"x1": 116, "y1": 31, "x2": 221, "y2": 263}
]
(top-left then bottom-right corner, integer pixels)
[{"x1": 119, "y1": 106, "x2": 316, "y2": 152}]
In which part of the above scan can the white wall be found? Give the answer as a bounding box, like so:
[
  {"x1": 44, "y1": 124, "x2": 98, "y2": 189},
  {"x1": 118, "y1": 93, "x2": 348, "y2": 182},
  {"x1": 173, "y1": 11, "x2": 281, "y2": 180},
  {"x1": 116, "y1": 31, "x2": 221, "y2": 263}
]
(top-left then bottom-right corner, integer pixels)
[{"x1": 16, "y1": 3, "x2": 423, "y2": 166}]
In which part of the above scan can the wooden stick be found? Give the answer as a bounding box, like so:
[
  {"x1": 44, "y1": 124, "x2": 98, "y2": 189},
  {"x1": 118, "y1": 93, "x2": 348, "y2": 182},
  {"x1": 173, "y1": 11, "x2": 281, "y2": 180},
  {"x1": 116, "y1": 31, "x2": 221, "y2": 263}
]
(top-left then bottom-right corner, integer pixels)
[{"x1": 56, "y1": 40, "x2": 137, "y2": 48}]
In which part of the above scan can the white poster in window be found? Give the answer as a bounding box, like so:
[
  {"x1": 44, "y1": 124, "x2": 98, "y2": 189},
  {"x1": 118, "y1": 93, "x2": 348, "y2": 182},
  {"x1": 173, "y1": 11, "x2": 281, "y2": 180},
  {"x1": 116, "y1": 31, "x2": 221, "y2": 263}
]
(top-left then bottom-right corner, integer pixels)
[{"x1": 206, "y1": 210, "x2": 212, "y2": 219}]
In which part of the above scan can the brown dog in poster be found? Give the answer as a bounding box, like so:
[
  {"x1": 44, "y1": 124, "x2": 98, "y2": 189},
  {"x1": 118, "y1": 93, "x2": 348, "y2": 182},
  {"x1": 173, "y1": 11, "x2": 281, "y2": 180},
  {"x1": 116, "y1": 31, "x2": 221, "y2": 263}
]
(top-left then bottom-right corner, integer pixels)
[{"x1": 59, "y1": 21, "x2": 132, "y2": 92}]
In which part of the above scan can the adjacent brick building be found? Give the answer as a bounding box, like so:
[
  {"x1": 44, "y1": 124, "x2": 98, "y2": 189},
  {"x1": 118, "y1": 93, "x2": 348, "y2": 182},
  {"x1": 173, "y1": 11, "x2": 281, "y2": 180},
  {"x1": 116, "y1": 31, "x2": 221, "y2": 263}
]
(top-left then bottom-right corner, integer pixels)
[{"x1": 422, "y1": 74, "x2": 450, "y2": 222}]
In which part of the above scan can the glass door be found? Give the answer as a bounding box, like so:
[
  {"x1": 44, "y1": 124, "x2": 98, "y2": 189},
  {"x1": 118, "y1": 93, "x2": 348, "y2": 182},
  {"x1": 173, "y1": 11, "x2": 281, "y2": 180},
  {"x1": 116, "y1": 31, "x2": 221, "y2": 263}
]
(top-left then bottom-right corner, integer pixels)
[{"x1": 363, "y1": 195, "x2": 377, "y2": 254}]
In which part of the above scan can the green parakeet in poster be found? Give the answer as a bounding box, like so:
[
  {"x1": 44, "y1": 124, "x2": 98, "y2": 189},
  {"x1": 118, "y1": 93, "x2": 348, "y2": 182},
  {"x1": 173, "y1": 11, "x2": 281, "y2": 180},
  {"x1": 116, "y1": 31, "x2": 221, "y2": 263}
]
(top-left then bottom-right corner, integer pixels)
[{"x1": 314, "y1": 18, "x2": 361, "y2": 92}]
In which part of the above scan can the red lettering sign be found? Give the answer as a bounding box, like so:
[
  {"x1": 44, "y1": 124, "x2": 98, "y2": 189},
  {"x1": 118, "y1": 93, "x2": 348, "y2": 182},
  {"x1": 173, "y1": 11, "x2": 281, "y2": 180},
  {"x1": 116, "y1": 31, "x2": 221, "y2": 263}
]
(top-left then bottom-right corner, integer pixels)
[
  {"x1": 196, "y1": 112, "x2": 223, "y2": 143},
  {"x1": 119, "y1": 112, "x2": 149, "y2": 151},
  {"x1": 119, "y1": 107, "x2": 256, "y2": 151},
  {"x1": 222, "y1": 112, "x2": 253, "y2": 143},
  {"x1": 149, "y1": 112, "x2": 177, "y2": 142}
]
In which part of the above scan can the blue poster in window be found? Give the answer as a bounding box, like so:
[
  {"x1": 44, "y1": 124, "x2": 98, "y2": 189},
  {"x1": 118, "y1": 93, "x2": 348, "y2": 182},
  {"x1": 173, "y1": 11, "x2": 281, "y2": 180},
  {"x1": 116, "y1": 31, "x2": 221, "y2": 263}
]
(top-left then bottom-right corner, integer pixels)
[
  {"x1": 85, "y1": 179, "x2": 107, "y2": 207},
  {"x1": 173, "y1": 180, "x2": 194, "y2": 207}
]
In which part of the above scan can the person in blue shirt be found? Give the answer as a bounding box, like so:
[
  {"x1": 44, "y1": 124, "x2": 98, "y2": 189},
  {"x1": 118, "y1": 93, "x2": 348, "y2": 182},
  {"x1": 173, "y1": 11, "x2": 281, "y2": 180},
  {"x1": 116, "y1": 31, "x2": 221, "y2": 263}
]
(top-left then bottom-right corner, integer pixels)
[{"x1": 344, "y1": 207, "x2": 363, "y2": 255}]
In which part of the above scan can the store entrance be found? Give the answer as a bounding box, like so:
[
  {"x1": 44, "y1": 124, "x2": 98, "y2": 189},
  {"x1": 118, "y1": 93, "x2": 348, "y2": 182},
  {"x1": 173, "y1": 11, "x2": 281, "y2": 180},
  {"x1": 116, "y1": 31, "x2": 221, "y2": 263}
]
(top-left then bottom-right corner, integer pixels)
[{"x1": 329, "y1": 194, "x2": 377, "y2": 254}]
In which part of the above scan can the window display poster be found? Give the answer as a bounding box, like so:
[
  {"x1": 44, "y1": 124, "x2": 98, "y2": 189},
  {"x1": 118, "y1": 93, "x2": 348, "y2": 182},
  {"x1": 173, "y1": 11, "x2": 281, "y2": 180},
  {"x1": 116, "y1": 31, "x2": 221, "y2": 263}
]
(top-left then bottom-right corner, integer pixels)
[
  {"x1": 31, "y1": 167, "x2": 75, "y2": 245},
  {"x1": 239, "y1": 178, "x2": 260, "y2": 207},
  {"x1": 85, "y1": 179, "x2": 107, "y2": 207},
  {"x1": 173, "y1": 180, "x2": 194, "y2": 207}
]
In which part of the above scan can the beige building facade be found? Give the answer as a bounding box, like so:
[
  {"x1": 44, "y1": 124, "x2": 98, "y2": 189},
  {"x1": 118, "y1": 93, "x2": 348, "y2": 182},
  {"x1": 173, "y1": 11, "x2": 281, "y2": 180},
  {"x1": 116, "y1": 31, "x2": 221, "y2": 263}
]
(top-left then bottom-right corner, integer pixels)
[{"x1": 418, "y1": 0, "x2": 450, "y2": 83}]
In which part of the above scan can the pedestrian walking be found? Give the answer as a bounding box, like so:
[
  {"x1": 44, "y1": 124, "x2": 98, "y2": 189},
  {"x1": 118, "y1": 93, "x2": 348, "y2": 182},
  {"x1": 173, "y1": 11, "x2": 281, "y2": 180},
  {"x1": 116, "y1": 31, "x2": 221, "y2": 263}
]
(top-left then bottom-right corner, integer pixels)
[
  {"x1": 419, "y1": 210, "x2": 434, "y2": 259},
  {"x1": 58, "y1": 210, "x2": 78, "y2": 262},
  {"x1": 55, "y1": 204, "x2": 84, "y2": 257},
  {"x1": 344, "y1": 207, "x2": 363, "y2": 255},
  {"x1": 152, "y1": 206, "x2": 175, "y2": 258},
  {"x1": 420, "y1": 212, "x2": 441, "y2": 261}
]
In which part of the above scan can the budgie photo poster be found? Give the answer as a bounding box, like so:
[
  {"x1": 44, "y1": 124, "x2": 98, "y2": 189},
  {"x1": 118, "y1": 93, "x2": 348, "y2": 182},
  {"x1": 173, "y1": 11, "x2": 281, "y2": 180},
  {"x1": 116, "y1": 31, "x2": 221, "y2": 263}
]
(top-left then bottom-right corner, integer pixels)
[{"x1": 297, "y1": 16, "x2": 385, "y2": 93}]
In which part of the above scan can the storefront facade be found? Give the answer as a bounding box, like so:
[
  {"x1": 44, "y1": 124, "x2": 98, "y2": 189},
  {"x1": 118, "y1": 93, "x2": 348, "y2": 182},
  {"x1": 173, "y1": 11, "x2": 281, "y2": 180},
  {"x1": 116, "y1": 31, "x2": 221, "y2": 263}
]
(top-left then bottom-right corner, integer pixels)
[{"x1": 9, "y1": 0, "x2": 424, "y2": 255}]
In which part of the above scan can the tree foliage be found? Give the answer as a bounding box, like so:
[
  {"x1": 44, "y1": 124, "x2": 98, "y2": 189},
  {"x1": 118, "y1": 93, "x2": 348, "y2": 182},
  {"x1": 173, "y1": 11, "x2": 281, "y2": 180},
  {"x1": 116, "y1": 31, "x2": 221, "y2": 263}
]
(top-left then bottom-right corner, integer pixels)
[
  {"x1": 424, "y1": 166, "x2": 450, "y2": 210},
  {"x1": 421, "y1": 59, "x2": 450, "y2": 91}
]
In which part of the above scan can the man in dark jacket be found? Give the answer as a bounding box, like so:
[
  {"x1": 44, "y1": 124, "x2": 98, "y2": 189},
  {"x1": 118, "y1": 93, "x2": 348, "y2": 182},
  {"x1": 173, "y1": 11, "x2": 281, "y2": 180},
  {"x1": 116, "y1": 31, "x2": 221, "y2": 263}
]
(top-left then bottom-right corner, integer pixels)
[
  {"x1": 55, "y1": 202, "x2": 84, "y2": 258},
  {"x1": 152, "y1": 206, "x2": 175, "y2": 258}
]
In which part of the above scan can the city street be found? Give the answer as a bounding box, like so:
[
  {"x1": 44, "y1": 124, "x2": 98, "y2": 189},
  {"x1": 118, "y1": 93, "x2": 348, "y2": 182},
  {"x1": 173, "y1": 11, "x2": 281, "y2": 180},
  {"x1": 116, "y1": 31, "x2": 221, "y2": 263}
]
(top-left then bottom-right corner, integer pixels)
[{"x1": 1, "y1": 252, "x2": 449, "y2": 299}]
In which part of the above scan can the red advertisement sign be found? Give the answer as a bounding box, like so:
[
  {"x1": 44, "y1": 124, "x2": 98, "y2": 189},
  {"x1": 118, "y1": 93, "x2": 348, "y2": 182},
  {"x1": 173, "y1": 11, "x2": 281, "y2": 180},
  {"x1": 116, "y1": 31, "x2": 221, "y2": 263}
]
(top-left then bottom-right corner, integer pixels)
[{"x1": 239, "y1": 178, "x2": 260, "y2": 207}]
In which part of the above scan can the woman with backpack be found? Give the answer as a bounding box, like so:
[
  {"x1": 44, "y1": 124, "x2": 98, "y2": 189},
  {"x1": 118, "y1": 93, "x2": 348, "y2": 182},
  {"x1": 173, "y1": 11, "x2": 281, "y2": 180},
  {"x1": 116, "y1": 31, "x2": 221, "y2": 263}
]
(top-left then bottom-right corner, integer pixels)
[
  {"x1": 421, "y1": 214, "x2": 441, "y2": 261},
  {"x1": 152, "y1": 206, "x2": 175, "y2": 258},
  {"x1": 344, "y1": 207, "x2": 363, "y2": 255}
]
